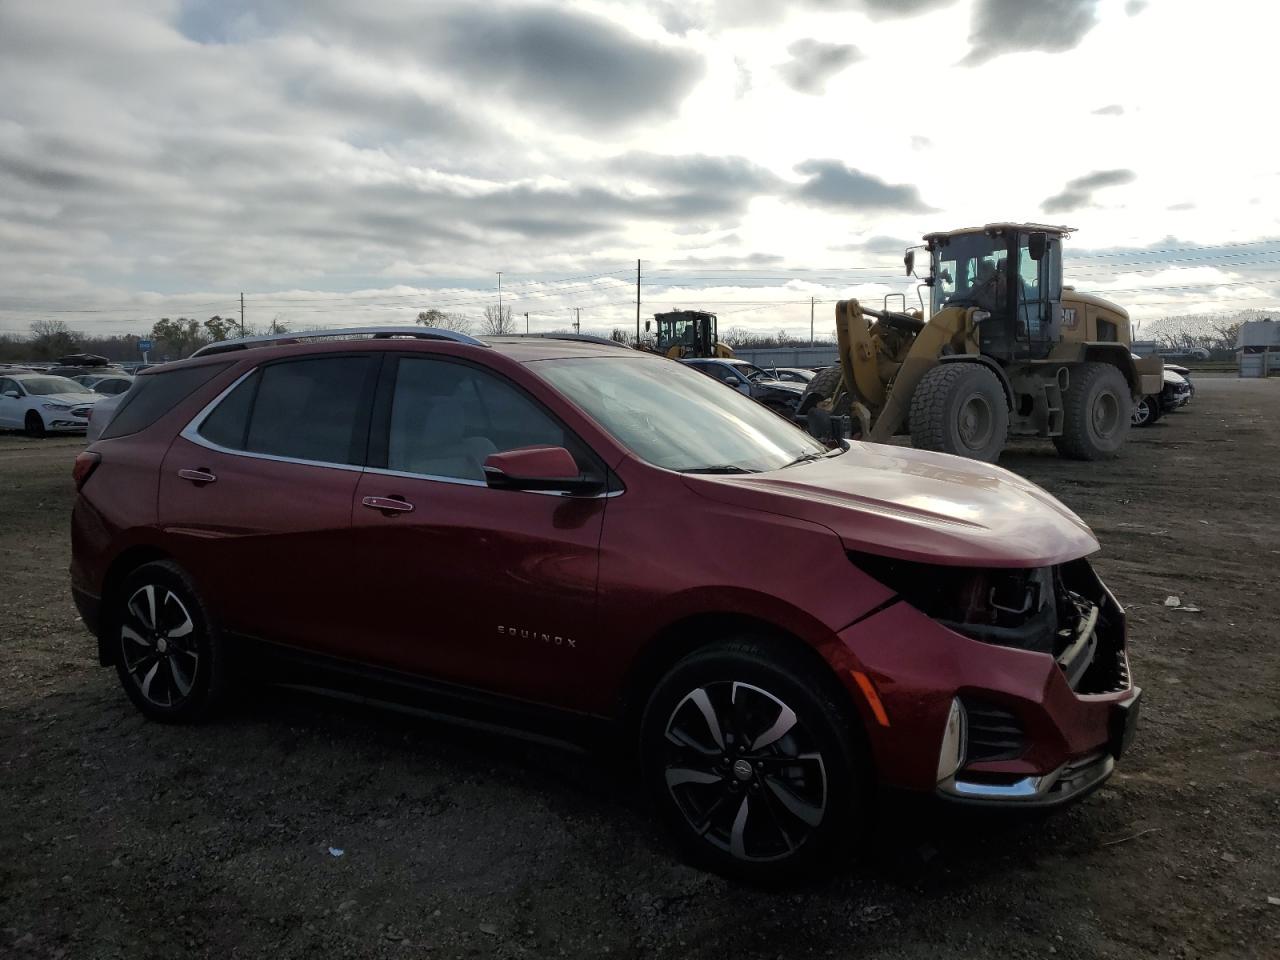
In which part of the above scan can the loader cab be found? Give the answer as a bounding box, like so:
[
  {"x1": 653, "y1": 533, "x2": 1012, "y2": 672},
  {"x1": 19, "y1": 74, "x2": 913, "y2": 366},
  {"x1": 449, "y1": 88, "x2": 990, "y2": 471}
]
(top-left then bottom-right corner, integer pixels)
[
  {"x1": 925, "y1": 223, "x2": 1069, "y2": 361},
  {"x1": 654, "y1": 310, "x2": 718, "y2": 358}
]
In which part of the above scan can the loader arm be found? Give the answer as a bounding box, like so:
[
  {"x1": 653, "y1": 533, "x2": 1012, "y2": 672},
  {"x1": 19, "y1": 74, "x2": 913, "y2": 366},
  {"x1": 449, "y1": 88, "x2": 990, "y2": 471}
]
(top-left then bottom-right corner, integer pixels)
[{"x1": 835, "y1": 299, "x2": 888, "y2": 409}]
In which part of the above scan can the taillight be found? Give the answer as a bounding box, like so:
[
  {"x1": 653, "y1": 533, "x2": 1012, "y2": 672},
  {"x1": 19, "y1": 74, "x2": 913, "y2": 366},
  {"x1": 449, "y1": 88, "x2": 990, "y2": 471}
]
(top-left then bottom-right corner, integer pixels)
[{"x1": 73, "y1": 451, "x2": 101, "y2": 491}]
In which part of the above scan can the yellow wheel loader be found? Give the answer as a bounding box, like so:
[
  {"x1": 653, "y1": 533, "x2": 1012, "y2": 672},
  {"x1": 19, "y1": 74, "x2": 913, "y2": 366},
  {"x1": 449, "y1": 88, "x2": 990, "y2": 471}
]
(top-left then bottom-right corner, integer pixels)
[
  {"x1": 798, "y1": 223, "x2": 1164, "y2": 462},
  {"x1": 647, "y1": 309, "x2": 735, "y2": 359}
]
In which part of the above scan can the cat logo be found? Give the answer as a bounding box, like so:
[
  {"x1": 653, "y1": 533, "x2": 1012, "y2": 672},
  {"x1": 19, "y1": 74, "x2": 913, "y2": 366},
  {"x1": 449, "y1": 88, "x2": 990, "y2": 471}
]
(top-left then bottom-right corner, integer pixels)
[{"x1": 1061, "y1": 307, "x2": 1079, "y2": 330}]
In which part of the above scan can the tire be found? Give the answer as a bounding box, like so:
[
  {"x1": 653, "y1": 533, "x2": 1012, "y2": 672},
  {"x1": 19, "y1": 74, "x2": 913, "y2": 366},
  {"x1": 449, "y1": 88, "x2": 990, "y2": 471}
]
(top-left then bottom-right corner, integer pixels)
[
  {"x1": 1053, "y1": 362, "x2": 1132, "y2": 460},
  {"x1": 908, "y1": 363, "x2": 1009, "y2": 462},
  {"x1": 639, "y1": 638, "x2": 867, "y2": 882},
  {"x1": 24, "y1": 411, "x2": 46, "y2": 438},
  {"x1": 797, "y1": 365, "x2": 848, "y2": 416},
  {"x1": 1132, "y1": 395, "x2": 1160, "y2": 427},
  {"x1": 110, "y1": 561, "x2": 229, "y2": 722}
]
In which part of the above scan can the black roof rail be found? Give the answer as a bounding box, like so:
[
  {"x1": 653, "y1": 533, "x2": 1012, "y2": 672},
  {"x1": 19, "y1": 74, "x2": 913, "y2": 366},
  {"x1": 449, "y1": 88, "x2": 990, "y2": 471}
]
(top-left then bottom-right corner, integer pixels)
[{"x1": 190, "y1": 326, "x2": 487, "y2": 358}]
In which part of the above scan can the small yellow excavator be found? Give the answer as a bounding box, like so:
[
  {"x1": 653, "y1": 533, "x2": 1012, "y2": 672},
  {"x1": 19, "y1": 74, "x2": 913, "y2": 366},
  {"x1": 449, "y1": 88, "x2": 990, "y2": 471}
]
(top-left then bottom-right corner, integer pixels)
[{"x1": 799, "y1": 223, "x2": 1164, "y2": 461}]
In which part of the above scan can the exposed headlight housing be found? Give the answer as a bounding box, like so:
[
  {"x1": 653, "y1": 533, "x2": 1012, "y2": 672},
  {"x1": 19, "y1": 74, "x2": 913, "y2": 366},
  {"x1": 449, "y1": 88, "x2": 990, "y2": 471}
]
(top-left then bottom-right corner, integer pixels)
[
  {"x1": 41, "y1": 403, "x2": 69, "y2": 411},
  {"x1": 848, "y1": 552, "x2": 1093, "y2": 656}
]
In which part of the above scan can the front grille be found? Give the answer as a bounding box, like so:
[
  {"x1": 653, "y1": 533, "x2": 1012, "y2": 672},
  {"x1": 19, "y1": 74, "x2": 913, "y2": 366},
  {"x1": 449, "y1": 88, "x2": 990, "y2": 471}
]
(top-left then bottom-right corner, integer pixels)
[{"x1": 962, "y1": 699, "x2": 1025, "y2": 762}]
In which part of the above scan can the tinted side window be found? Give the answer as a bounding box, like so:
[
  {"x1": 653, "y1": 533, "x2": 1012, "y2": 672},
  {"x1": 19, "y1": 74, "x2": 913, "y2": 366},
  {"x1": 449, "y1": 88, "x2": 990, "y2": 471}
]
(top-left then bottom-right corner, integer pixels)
[
  {"x1": 198, "y1": 371, "x2": 257, "y2": 450},
  {"x1": 385, "y1": 357, "x2": 582, "y2": 481},
  {"x1": 198, "y1": 356, "x2": 375, "y2": 465},
  {"x1": 101, "y1": 362, "x2": 231, "y2": 440}
]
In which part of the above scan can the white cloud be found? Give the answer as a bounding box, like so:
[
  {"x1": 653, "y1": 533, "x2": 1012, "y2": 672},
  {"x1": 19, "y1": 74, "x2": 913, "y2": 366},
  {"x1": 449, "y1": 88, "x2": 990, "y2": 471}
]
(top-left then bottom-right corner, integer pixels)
[{"x1": 0, "y1": 0, "x2": 1277, "y2": 339}]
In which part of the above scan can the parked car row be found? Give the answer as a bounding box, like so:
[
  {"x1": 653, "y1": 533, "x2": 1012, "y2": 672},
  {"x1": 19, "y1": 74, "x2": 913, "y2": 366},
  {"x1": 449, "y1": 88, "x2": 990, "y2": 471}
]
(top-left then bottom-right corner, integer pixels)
[{"x1": 1131, "y1": 359, "x2": 1194, "y2": 427}]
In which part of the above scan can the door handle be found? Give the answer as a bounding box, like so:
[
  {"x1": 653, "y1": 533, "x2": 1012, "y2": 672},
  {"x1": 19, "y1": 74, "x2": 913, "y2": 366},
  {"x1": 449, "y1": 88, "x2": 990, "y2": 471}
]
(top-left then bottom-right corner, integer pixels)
[
  {"x1": 362, "y1": 495, "x2": 414, "y2": 514},
  {"x1": 178, "y1": 468, "x2": 217, "y2": 484}
]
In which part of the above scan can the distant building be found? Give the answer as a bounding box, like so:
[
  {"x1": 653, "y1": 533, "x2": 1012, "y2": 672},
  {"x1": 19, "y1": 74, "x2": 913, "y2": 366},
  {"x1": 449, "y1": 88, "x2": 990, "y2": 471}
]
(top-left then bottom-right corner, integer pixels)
[{"x1": 1236, "y1": 318, "x2": 1280, "y2": 377}]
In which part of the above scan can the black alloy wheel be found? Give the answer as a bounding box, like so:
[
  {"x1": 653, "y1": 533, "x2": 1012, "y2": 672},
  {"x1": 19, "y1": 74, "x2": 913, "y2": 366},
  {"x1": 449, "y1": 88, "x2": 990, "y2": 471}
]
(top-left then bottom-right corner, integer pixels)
[
  {"x1": 641, "y1": 639, "x2": 865, "y2": 881},
  {"x1": 114, "y1": 561, "x2": 228, "y2": 721}
]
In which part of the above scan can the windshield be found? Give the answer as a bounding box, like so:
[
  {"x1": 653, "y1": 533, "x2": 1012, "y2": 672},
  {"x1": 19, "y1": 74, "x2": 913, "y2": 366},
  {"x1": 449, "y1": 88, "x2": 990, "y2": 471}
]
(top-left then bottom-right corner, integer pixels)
[
  {"x1": 19, "y1": 376, "x2": 92, "y2": 396},
  {"x1": 535, "y1": 357, "x2": 828, "y2": 473},
  {"x1": 931, "y1": 233, "x2": 1009, "y2": 314}
]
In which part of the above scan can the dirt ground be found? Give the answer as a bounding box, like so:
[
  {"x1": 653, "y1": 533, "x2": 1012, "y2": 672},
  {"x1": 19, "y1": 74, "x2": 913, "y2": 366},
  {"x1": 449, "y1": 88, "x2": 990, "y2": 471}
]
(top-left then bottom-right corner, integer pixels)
[{"x1": 2, "y1": 378, "x2": 1278, "y2": 960}]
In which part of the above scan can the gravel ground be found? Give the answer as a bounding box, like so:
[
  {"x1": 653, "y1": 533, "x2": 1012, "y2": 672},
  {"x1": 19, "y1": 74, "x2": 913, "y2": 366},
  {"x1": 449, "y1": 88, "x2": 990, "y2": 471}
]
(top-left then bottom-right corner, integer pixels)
[{"x1": 1, "y1": 377, "x2": 1278, "y2": 959}]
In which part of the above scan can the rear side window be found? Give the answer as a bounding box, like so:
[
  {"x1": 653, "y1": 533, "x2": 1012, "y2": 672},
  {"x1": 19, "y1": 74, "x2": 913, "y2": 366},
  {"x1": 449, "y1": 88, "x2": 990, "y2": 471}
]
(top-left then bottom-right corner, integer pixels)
[
  {"x1": 196, "y1": 356, "x2": 376, "y2": 465},
  {"x1": 101, "y1": 362, "x2": 231, "y2": 440}
]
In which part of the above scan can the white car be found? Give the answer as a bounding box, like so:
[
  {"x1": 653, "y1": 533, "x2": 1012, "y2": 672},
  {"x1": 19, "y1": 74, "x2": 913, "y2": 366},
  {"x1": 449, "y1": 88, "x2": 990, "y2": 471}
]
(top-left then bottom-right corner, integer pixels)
[{"x1": 0, "y1": 373, "x2": 100, "y2": 437}]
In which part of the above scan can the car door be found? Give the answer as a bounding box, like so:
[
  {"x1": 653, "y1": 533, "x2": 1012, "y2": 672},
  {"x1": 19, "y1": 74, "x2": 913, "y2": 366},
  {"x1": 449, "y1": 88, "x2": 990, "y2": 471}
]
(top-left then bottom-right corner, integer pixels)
[
  {"x1": 158, "y1": 353, "x2": 379, "y2": 654},
  {"x1": 349, "y1": 353, "x2": 607, "y2": 711},
  {"x1": 0, "y1": 378, "x2": 21, "y2": 427}
]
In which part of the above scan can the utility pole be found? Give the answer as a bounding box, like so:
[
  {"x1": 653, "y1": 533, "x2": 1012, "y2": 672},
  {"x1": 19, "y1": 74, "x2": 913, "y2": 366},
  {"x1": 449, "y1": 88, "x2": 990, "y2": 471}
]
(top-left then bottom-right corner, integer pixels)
[
  {"x1": 636, "y1": 259, "x2": 641, "y2": 346},
  {"x1": 496, "y1": 272, "x2": 503, "y2": 316},
  {"x1": 525, "y1": 311, "x2": 529, "y2": 334},
  {"x1": 810, "y1": 296, "x2": 814, "y2": 346},
  {"x1": 574, "y1": 307, "x2": 581, "y2": 335},
  {"x1": 240, "y1": 292, "x2": 246, "y2": 337}
]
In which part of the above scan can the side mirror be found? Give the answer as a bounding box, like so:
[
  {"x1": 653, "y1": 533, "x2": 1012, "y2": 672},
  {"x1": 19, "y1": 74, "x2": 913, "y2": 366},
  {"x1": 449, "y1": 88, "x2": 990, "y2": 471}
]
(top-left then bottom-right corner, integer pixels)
[
  {"x1": 483, "y1": 446, "x2": 602, "y2": 495},
  {"x1": 904, "y1": 249, "x2": 915, "y2": 276},
  {"x1": 1028, "y1": 232, "x2": 1047, "y2": 261},
  {"x1": 2, "y1": 390, "x2": 18, "y2": 399},
  {"x1": 644, "y1": 320, "x2": 651, "y2": 332}
]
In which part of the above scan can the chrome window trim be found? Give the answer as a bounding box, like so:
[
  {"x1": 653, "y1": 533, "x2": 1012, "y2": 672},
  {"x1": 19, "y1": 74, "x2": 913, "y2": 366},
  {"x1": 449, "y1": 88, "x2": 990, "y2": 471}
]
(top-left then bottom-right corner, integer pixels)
[{"x1": 179, "y1": 368, "x2": 366, "y2": 474}]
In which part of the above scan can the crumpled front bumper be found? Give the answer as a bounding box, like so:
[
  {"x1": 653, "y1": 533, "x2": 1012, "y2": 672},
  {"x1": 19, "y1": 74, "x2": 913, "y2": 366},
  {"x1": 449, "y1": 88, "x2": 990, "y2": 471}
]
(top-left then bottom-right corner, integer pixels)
[{"x1": 835, "y1": 563, "x2": 1140, "y2": 807}]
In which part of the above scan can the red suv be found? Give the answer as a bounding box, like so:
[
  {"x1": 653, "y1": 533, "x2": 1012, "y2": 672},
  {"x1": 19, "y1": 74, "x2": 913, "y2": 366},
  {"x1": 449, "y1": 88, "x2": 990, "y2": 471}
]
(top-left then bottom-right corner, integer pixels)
[{"x1": 70, "y1": 328, "x2": 1140, "y2": 879}]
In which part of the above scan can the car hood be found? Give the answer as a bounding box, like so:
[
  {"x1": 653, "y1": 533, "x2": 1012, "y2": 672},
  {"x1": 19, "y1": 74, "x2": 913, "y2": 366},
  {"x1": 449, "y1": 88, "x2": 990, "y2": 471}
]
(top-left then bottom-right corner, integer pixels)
[
  {"x1": 1162, "y1": 370, "x2": 1188, "y2": 385},
  {"x1": 685, "y1": 442, "x2": 1098, "y2": 568},
  {"x1": 36, "y1": 393, "x2": 100, "y2": 406}
]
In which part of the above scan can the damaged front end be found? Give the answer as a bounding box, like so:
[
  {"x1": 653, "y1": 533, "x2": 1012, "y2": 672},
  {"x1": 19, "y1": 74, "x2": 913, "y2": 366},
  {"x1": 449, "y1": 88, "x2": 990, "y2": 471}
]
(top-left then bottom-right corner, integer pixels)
[
  {"x1": 849, "y1": 553, "x2": 1131, "y2": 696},
  {"x1": 845, "y1": 553, "x2": 1139, "y2": 806}
]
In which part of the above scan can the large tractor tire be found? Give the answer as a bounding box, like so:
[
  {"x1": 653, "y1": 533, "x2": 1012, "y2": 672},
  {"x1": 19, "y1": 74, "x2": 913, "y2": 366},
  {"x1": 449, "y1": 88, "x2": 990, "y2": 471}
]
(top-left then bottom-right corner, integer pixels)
[
  {"x1": 797, "y1": 365, "x2": 849, "y2": 416},
  {"x1": 1053, "y1": 362, "x2": 1131, "y2": 460},
  {"x1": 909, "y1": 363, "x2": 1009, "y2": 463}
]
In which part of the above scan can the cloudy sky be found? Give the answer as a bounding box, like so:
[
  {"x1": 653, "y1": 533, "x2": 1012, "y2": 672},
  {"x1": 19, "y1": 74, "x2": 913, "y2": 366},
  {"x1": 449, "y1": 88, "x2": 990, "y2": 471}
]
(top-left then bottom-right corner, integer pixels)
[{"x1": 2, "y1": 0, "x2": 1277, "y2": 339}]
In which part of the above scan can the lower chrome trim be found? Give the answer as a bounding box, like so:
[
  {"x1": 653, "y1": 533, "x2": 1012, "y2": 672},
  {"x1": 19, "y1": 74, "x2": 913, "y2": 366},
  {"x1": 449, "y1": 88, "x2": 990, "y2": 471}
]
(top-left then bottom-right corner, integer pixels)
[{"x1": 937, "y1": 752, "x2": 1114, "y2": 807}]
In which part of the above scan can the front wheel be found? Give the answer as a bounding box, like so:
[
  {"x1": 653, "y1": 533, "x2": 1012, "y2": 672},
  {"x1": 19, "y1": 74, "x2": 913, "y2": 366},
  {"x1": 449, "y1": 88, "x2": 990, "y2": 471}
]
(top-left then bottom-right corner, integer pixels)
[
  {"x1": 111, "y1": 561, "x2": 229, "y2": 722},
  {"x1": 639, "y1": 639, "x2": 866, "y2": 881},
  {"x1": 24, "y1": 411, "x2": 46, "y2": 438},
  {"x1": 1132, "y1": 395, "x2": 1160, "y2": 427},
  {"x1": 909, "y1": 363, "x2": 1009, "y2": 462}
]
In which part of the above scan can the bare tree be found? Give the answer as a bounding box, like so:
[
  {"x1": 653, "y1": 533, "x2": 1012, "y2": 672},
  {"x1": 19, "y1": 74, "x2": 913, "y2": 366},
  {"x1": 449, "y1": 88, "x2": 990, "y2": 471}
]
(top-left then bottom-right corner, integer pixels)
[
  {"x1": 28, "y1": 319, "x2": 80, "y2": 360},
  {"x1": 416, "y1": 309, "x2": 473, "y2": 335},
  {"x1": 480, "y1": 304, "x2": 516, "y2": 336},
  {"x1": 609, "y1": 328, "x2": 632, "y2": 344}
]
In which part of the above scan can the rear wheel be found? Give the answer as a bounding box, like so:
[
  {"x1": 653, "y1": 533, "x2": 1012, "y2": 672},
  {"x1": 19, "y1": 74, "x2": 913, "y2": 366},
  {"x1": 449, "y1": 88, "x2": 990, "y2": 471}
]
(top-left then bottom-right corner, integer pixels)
[
  {"x1": 1132, "y1": 395, "x2": 1160, "y2": 427},
  {"x1": 640, "y1": 639, "x2": 866, "y2": 882},
  {"x1": 1054, "y1": 362, "x2": 1131, "y2": 460},
  {"x1": 909, "y1": 363, "x2": 1009, "y2": 462},
  {"x1": 111, "y1": 561, "x2": 229, "y2": 722},
  {"x1": 24, "y1": 411, "x2": 46, "y2": 438}
]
